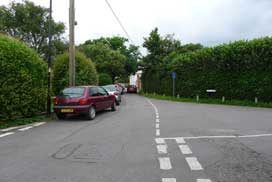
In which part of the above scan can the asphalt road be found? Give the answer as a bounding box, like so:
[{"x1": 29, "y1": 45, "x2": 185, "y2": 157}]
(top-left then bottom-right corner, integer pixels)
[{"x1": 0, "y1": 94, "x2": 272, "y2": 182}]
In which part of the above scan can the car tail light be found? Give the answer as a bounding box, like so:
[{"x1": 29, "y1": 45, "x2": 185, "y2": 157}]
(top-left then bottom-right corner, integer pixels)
[
  {"x1": 54, "y1": 98, "x2": 58, "y2": 105},
  {"x1": 113, "y1": 91, "x2": 118, "y2": 96},
  {"x1": 79, "y1": 98, "x2": 88, "y2": 105}
]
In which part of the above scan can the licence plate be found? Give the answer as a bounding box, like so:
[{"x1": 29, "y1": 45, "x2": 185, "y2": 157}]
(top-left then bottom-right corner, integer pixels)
[{"x1": 61, "y1": 109, "x2": 74, "y2": 113}]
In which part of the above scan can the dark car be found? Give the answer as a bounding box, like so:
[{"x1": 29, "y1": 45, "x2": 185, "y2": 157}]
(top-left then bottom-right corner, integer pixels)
[
  {"x1": 54, "y1": 86, "x2": 116, "y2": 120},
  {"x1": 127, "y1": 85, "x2": 137, "y2": 93}
]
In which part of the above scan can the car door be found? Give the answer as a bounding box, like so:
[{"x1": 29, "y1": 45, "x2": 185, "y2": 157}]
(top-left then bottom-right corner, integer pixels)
[
  {"x1": 90, "y1": 87, "x2": 104, "y2": 111},
  {"x1": 97, "y1": 87, "x2": 111, "y2": 109}
]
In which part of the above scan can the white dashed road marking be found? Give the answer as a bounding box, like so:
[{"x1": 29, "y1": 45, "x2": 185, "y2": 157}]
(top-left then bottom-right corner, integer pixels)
[
  {"x1": 185, "y1": 157, "x2": 203, "y2": 171},
  {"x1": 1, "y1": 126, "x2": 22, "y2": 132},
  {"x1": 155, "y1": 138, "x2": 165, "y2": 144},
  {"x1": 197, "y1": 179, "x2": 212, "y2": 182},
  {"x1": 175, "y1": 137, "x2": 186, "y2": 144},
  {"x1": 157, "y1": 145, "x2": 168, "y2": 154},
  {"x1": 179, "y1": 145, "x2": 193, "y2": 155},
  {"x1": 156, "y1": 123, "x2": 160, "y2": 129},
  {"x1": 156, "y1": 129, "x2": 160, "y2": 136},
  {"x1": 162, "y1": 178, "x2": 177, "y2": 182},
  {"x1": 18, "y1": 126, "x2": 33, "y2": 131},
  {"x1": 32, "y1": 122, "x2": 46, "y2": 127},
  {"x1": 156, "y1": 119, "x2": 160, "y2": 123},
  {"x1": 0, "y1": 132, "x2": 14, "y2": 138},
  {"x1": 159, "y1": 157, "x2": 172, "y2": 170}
]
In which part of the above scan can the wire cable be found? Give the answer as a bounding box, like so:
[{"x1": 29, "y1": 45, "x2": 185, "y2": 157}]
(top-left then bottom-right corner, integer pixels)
[{"x1": 104, "y1": 0, "x2": 134, "y2": 44}]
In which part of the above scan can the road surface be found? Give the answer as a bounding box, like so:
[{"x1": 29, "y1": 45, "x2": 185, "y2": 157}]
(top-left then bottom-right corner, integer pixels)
[{"x1": 0, "y1": 94, "x2": 272, "y2": 182}]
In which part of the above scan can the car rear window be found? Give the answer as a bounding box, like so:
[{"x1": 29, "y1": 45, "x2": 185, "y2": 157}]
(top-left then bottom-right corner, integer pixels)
[{"x1": 60, "y1": 87, "x2": 85, "y2": 98}]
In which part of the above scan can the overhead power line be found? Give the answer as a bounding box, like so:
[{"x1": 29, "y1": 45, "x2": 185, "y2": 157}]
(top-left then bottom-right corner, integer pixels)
[{"x1": 104, "y1": 0, "x2": 134, "y2": 44}]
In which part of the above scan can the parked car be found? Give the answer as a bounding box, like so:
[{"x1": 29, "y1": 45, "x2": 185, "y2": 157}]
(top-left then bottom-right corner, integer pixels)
[
  {"x1": 102, "y1": 84, "x2": 121, "y2": 105},
  {"x1": 54, "y1": 86, "x2": 116, "y2": 120},
  {"x1": 127, "y1": 85, "x2": 137, "y2": 93},
  {"x1": 115, "y1": 83, "x2": 125, "y2": 94}
]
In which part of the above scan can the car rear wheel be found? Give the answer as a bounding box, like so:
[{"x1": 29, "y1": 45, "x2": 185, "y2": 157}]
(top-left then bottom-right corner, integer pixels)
[
  {"x1": 87, "y1": 106, "x2": 96, "y2": 120},
  {"x1": 111, "y1": 101, "x2": 116, "y2": 111}
]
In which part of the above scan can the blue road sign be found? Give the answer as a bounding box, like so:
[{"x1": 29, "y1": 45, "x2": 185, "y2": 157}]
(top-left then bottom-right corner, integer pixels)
[{"x1": 172, "y1": 72, "x2": 177, "y2": 79}]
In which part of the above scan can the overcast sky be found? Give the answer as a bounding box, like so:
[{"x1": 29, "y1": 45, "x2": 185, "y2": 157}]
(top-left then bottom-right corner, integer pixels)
[{"x1": 1, "y1": 0, "x2": 272, "y2": 51}]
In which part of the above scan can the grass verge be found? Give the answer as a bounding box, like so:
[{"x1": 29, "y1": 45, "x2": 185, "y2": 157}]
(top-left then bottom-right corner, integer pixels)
[
  {"x1": 0, "y1": 115, "x2": 48, "y2": 129},
  {"x1": 141, "y1": 93, "x2": 272, "y2": 108}
]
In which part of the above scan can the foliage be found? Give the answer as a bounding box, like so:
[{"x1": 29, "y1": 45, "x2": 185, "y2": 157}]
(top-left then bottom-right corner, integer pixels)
[
  {"x1": 0, "y1": 34, "x2": 47, "y2": 120},
  {"x1": 142, "y1": 35, "x2": 272, "y2": 102},
  {"x1": 79, "y1": 36, "x2": 141, "y2": 78},
  {"x1": 0, "y1": 0, "x2": 66, "y2": 58},
  {"x1": 78, "y1": 42, "x2": 126, "y2": 82},
  {"x1": 52, "y1": 51, "x2": 98, "y2": 95},
  {"x1": 141, "y1": 93, "x2": 272, "y2": 108},
  {"x1": 98, "y1": 73, "x2": 112, "y2": 86},
  {"x1": 0, "y1": 115, "x2": 46, "y2": 129}
]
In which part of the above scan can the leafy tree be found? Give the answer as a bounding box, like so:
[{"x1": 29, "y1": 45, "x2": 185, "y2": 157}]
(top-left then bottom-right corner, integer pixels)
[
  {"x1": 0, "y1": 0, "x2": 66, "y2": 58},
  {"x1": 79, "y1": 43, "x2": 126, "y2": 83},
  {"x1": 98, "y1": 73, "x2": 112, "y2": 86},
  {"x1": 52, "y1": 51, "x2": 98, "y2": 95},
  {"x1": 143, "y1": 28, "x2": 182, "y2": 67},
  {"x1": 81, "y1": 36, "x2": 141, "y2": 77}
]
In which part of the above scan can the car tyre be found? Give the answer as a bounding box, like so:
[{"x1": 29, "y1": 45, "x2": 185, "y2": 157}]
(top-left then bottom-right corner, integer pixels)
[
  {"x1": 116, "y1": 99, "x2": 120, "y2": 106},
  {"x1": 87, "y1": 106, "x2": 96, "y2": 120},
  {"x1": 111, "y1": 101, "x2": 116, "y2": 111}
]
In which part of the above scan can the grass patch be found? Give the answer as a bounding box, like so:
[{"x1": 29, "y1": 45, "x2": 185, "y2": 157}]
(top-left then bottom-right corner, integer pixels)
[
  {"x1": 0, "y1": 115, "x2": 48, "y2": 129},
  {"x1": 141, "y1": 93, "x2": 272, "y2": 108}
]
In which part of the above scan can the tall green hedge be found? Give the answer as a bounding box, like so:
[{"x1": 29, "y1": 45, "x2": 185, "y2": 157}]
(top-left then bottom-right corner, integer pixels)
[
  {"x1": 0, "y1": 34, "x2": 47, "y2": 120},
  {"x1": 52, "y1": 51, "x2": 98, "y2": 95},
  {"x1": 142, "y1": 37, "x2": 272, "y2": 102}
]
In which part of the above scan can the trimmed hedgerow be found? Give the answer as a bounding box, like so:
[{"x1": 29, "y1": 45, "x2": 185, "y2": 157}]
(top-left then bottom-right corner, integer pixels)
[
  {"x1": 142, "y1": 37, "x2": 272, "y2": 102},
  {"x1": 0, "y1": 34, "x2": 47, "y2": 120}
]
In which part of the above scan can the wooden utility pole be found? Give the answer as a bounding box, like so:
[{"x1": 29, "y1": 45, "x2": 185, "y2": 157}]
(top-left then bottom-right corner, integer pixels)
[
  {"x1": 69, "y1": 0, "x2": 75, "y2": 86},
  {"x1": 47, "y1": 0, "x2": 52, "y2": 115}
]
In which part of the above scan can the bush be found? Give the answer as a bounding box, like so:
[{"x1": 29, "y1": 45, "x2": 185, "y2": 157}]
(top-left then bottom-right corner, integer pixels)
[
  {"x1": 98, "y1": 73, "x2": 112, "y2": 86},
  {"x1": 52, "y1": 51, "x2": 98, "y2": 95},
  {"x1": 142, "y1": 37, "x2": 272, "y2": 102},
  {"x1": 0, "y1": 34, "x2": 47, "y2": 120}
]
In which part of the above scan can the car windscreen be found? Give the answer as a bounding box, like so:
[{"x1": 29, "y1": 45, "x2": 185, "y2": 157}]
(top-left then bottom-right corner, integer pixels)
[
  {"x1": 103, "y1": 85, "x2": 116, "y2": 92},
  {"x1": 59, "y1": 87, "x2": 85, "y2": 98}
]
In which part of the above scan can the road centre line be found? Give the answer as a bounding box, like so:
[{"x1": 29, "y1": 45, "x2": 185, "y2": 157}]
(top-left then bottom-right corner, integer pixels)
[
  {"x1": 156, "y1": 123, "x2": 160, "y2": 129},
  {"x1": 162, "y1": 178, "x2": 176, "y2": 182},
  {"x1": 159, "y1": 157, "x2": 172, "y2": 170},
  {"x1": 185, "y1": 157, "x2": 203, "y2": 171},
  {"x1": 179, "y1": 145, "x2": 192, "y2": 155},
  {"x1": 156, "y1": 129, "x2": 160, "y2": 136},
  {"x1": 156, "y1": 119, "x2": 160, "y2": 123},
  {"x1": 0, "y1": 132, "x2": 14, "y2": 138},
  {"x1": 18, "y1": 126, "x2": 33, "y2": 131},
  {"x1": 197, "y1": 179, "x2": 212, "y2": 182},
  {"x1": 157, "y1": 145, "x2": 168, "y2": 154}
]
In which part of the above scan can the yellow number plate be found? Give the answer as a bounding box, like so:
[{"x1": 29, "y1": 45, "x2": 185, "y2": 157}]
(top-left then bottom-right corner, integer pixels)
[{"x1": 61, "y1": 109, "x2": 74, "y2": 113}]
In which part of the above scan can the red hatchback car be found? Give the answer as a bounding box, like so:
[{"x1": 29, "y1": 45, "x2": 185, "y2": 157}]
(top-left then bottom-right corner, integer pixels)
[
  {"x1": 127, "y1": 85, "x2": 137, "y2": 93},
  {"x1": 54, "y1": 86, "x2": 116, "y2": 120}
]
